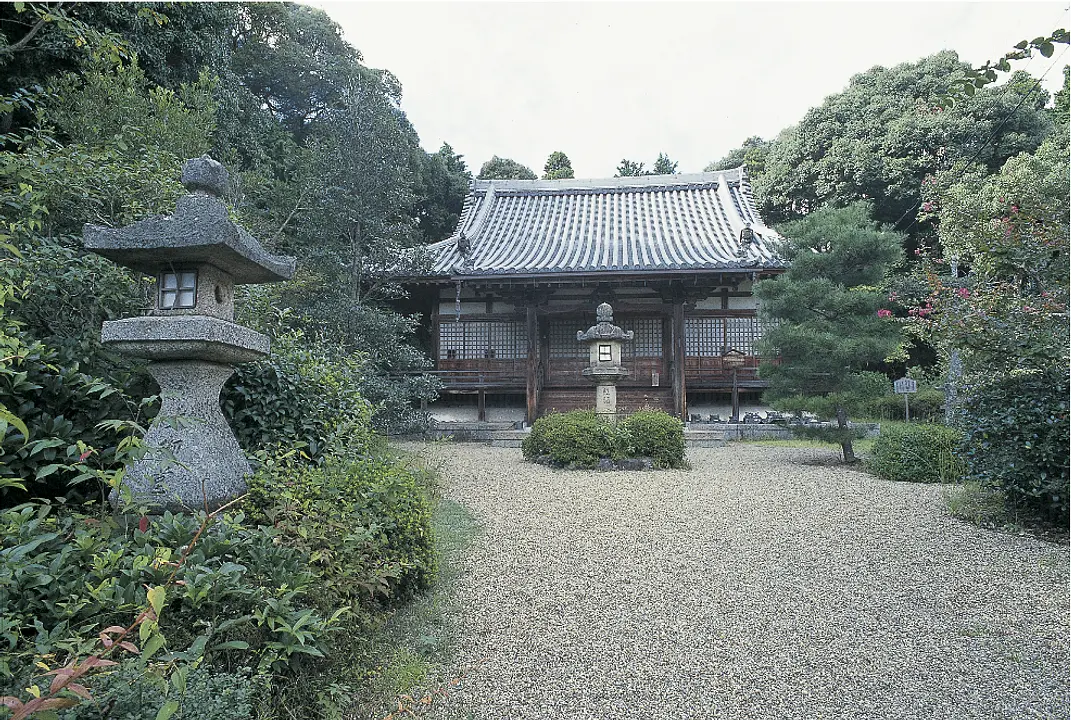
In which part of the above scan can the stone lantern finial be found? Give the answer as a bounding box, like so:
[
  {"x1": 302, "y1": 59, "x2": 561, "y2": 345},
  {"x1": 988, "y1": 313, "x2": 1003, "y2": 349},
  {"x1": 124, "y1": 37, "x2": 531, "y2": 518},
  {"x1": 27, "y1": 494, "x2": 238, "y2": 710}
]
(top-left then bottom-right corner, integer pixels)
[
  {"x1": 180, "y1": 155, "x2": 229, "y2": 197},
  {"x1": 596, "y1": 302, "x2": 613, "y2": 324}
]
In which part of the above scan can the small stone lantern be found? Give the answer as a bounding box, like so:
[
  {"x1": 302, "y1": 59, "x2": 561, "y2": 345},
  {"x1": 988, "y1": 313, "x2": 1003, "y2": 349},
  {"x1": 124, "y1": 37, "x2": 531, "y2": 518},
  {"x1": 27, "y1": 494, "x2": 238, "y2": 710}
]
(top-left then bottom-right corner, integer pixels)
[
  {"x1": 577, "y1": 303, "x2": 634, "y2": 423},
  {"x1": 83, "y1": 156, "x2": 295, "y2": 512}
]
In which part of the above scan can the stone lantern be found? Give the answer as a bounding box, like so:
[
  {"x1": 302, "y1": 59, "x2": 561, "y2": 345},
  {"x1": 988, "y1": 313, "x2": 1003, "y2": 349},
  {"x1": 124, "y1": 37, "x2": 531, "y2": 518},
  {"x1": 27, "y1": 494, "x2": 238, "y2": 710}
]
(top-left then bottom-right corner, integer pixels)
[
  {"x1": 576, "y1": 303, "x2": 634, "y2": 423},
  {"x1": 83, "y1": 156, "x2": 295, "y2": 512}
]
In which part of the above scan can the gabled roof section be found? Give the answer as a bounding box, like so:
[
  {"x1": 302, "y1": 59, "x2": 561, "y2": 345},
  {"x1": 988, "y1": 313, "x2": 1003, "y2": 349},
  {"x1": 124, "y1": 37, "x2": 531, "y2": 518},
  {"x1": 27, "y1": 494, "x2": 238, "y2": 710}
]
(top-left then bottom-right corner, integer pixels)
[{"x1": 419, "y1": 167, "x2": 785, "y2": 279}]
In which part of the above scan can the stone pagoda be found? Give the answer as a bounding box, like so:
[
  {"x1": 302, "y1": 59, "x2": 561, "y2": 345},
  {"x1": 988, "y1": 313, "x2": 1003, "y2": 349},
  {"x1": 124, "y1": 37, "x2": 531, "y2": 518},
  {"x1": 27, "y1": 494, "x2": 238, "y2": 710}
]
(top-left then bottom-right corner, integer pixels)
[
  {"x1": 576, "y1": 303, "x2": 634, "y2": 423},
  {"x1": 83, "y1": 156, "x2": 295, "y2": 512}
]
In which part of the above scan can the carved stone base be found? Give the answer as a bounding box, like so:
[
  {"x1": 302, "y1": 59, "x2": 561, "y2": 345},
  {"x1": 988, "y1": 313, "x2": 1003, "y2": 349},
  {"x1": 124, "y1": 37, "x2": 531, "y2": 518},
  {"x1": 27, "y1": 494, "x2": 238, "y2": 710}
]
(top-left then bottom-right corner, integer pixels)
[
  {"x1": 595, "y1": 382, "x2": 618, "y2": 423},
  {"x1": 111, "y1": 360, "x2": 249, "y2": 512}
]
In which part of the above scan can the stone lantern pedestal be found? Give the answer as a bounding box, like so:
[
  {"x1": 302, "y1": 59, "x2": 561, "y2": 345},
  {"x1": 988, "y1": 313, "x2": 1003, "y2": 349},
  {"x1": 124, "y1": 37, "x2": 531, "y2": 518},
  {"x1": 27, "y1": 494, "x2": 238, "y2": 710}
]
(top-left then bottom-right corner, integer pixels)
[
  {"x1": 84, "y1": 156, "x2": 295, "y2": 512},
  {"x1": 577, "y1": 303, "x2": 634, "y2": 423}
]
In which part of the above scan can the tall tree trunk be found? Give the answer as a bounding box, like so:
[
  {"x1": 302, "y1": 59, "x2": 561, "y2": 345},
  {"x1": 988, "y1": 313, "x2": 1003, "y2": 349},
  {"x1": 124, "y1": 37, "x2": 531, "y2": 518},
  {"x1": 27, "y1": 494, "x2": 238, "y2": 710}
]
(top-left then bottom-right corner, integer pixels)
[{"x1": 836, "y1": 406, "x2": 856, "y2": 463}]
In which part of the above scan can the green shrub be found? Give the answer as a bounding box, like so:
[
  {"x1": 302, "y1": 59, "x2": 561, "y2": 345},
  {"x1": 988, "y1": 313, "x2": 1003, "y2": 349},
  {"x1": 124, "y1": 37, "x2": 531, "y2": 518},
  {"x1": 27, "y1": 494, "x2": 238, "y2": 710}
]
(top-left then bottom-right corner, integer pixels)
[
  {"x1": 867, "y1": 423, "x2": 966, "y2": 484},
  {"x1": 870, "y1": 388, "x2": 946, "y2": 422},
  {"x1": 522, "y1": 411, "x2": 623, "y2": 467},
  {"x1": 961, "y1": 368, "x2": 1069, "y2": 524},
  {"x1": 246, "y1": 451, "x2": 436, "y2": 607},
  {"x1": 620, "y1": 410, "x2": 685, "y2": 468},
  {"x1": 0, "y1": 501, "x2": 339, "y2": 706},
  {"x1": 223, "y1": 328, "x2": 376, "y2": 463}
]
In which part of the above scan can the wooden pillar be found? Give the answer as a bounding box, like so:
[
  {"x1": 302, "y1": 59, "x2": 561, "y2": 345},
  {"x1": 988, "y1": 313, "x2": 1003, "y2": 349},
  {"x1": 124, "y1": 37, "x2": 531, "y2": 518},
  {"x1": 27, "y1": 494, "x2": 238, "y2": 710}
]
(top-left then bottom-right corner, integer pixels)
[
  {"x1": 478, "y1": 389, "x2": 486, "y2": 422},
  {"x1": 526, "y1": 304, "x2": 539, "y2": 424},
  {"x1": 672, "y1": 301, "x2": 687, "y2": 421}
]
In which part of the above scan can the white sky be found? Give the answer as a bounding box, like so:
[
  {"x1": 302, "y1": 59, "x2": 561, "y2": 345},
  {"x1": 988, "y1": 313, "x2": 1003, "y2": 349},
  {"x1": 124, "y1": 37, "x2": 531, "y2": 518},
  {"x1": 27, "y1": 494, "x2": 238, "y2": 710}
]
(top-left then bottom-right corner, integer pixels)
[{"x1": 310, "y1": 1, "x2": 1070, "y2": 178}]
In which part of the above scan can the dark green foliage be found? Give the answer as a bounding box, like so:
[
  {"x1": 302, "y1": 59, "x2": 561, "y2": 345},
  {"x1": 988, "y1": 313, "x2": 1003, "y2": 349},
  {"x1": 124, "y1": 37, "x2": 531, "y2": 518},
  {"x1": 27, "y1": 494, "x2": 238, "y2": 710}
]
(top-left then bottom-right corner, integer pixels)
[
  {"x1": 615, "y1": 159, "x2": 645, "y2": 177},
  {"x1": 620, "y1": 410, "x2": 685, "y2": 468},
  {"x1": 961, "y1": 368, "x2": 1069, "y2": 523},
  {"x1": 59, "y1": 666, "x2": 257, "y2": 720},
  {"x1": 868, "y1": 423, "x2": 966, "y2": 484},
  {"x1": 414, "y1": 143, "x2": 471, "y2": 242},
  {"x1": 522, "y1": 410, "x2": 684, "y2": 469},
  {"x1": 756, "y1": 52, "x2": 1053, "y2": 235},
  {"x1": 869, "y1": 388, "x2": 946, "y2": 423},
  {"x1": 705, "y1": 136, "x2": 770, "y2": 180},
  {"x1": 543, "y1": 151, "x2": 574, "y2": 180},
  {"x1": 522, "y1": 411, "x2": 622, "y2": 467},
  {"x1": 0, "y1": 503, "x2": 329, "y2": 693},
  {"x1": 651, "y1": 152, "x2": 678, "y2": 175},
  {"x1": 246, "y1": 451, "x2": 436, "y2": 608},
  {"x1": 222, "y1": 328, "x2": 375, "y2": 462},
  {"x1": 756, "y1": 202, "x2": 905, "y2": 462},
  {"x1": 477, "y1": 155, "x2": 537, "y2": 180}
]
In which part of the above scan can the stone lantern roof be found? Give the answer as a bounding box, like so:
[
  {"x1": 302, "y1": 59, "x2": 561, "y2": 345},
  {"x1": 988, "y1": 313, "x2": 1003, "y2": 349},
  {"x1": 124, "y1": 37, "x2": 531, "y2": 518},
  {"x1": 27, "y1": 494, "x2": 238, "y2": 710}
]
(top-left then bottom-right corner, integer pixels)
[
  {"x1": 576, "y1": 302, "x2": 635, "y2": 342},
  {"x1": 83, "y1": 156, "x2": 295, "y2": 284}
]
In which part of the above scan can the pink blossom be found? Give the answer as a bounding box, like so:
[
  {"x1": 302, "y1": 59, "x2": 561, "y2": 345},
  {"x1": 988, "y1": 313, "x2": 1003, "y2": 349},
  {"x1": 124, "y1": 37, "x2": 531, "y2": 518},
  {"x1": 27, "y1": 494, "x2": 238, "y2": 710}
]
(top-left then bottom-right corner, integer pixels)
[
  {"x1": 956, "y1": 287, "x2": 970, "y2": 299},
  {"x1": 877, "y1": 309, "x2": 893, "y2": 318}
]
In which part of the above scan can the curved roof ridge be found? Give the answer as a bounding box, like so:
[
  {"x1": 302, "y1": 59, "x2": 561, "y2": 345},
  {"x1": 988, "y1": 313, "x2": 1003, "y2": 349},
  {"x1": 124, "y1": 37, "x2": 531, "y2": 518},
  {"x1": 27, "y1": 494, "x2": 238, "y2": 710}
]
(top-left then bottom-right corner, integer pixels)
[{"x1": 474, "y1": 167, "x2": 745, "y2": 193}]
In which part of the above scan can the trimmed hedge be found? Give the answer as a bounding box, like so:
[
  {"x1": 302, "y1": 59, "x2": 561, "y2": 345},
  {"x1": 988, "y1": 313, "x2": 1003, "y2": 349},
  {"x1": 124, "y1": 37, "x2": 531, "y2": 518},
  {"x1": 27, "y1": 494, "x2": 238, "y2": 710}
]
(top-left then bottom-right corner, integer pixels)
[
  {"x1": 867, "y1": 423, "x2": 966, "y2": 484},
  {"x1": 522, "y1": 410, "x2": 684, "y2": 469},
  {"x1": 620, "y1": 410, "x2": 685, "y2": 468}
]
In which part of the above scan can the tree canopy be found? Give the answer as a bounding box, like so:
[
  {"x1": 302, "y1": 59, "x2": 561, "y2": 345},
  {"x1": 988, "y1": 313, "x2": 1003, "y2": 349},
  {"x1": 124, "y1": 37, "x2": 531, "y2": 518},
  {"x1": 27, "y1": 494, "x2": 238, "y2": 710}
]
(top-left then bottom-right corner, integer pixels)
[
  {"x1": 756, "y1": 203, "x2": 905, "y2": 462},
  {"x1": 542, "y1": 150, "x2": 574, "y2": 179},
  {"x1": 477, "y1": 155, "x2": 537, "y2": 180}
]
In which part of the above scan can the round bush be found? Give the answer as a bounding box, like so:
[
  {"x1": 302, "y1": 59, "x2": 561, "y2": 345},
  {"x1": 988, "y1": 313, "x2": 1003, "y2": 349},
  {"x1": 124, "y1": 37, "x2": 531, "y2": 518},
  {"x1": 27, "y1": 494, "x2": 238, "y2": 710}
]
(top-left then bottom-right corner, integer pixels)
[
  {"x1": 867, "y1": 423, "x2": 966, "y2": 484},
  {"x1": 522, "y1": 411, "x2": 622, "y2": 467},
  {"x1": 620, "y1": 410, "x2": 685, "y2": 468}
]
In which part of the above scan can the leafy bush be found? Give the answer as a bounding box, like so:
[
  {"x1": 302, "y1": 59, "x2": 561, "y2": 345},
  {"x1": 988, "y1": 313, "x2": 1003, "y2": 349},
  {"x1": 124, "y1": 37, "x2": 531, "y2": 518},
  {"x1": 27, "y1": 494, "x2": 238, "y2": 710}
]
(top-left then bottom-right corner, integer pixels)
[
  {"x1": 961, "y1": 368, "x2": 1069, "y2": 523},
  {"x1": 620, "y1": 410, "x2": 685, "y2": 468},
  {"x1": 222, "y1": 327, "x2": 376, "y2": 463},
  {"x1": 246, "y1": 450, "x2": 436, "y2": 608},
  {"x1": 523, "y1": 410, "x2": 684, "y2": 468},
  {"x1": 0, "y1": 501, "x2": 345, "y2": 713},
  {"x1": 867, "y1": 423, "x2": 966, "y2": 484},
  {"x1": 522, "y1": 411, "x2": 623, "y2": 467},
  {"x1": 869, "y1": 388, "x2": 946, "y2": 423}
]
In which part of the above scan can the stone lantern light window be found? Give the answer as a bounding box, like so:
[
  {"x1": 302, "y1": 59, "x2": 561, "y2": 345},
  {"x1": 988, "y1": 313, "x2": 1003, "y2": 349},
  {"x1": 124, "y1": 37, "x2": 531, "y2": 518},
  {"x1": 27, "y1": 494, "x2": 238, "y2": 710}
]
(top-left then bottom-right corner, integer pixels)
[
  {"x1": 599, "y1": 344, "x2": 612, "y2": 362},
  {"x1": 160, "y1": 270, "x2": 197, "y2": 309}
]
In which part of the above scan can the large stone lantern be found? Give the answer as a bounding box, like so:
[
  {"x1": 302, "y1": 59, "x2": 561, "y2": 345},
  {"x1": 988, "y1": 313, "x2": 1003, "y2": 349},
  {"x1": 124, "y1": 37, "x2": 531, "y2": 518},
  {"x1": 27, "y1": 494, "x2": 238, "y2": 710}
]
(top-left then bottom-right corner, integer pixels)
[
  {"x1": 83, "y1": 156, "x2": 295, "y2": 512},
  {"x1": 577, "y1": 303, "x2": 634, "y2": 423}
]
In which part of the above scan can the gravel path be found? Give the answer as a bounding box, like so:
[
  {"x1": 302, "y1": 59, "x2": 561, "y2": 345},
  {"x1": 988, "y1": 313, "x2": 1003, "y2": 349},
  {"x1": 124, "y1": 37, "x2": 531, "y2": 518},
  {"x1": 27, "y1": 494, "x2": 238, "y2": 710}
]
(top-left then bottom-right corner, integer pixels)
[{"x1": 407, "y1": 442, "x2": 1069, "y2": 720}]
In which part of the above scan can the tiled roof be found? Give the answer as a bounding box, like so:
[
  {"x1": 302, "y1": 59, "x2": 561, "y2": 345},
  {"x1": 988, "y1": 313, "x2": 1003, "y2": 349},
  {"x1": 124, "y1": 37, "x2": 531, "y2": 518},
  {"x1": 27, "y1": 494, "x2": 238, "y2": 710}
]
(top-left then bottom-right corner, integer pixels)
[{"x1": 417, "y1": 167, "x2": 785, "y2": 279}]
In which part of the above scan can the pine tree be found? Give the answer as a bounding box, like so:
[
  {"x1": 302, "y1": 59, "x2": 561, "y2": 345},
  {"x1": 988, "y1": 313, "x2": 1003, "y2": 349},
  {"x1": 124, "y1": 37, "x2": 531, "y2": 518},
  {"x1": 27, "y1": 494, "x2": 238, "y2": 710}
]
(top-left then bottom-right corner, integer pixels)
[
  {"x1": 542, "y1": 150, "x2": 574, "y2": 180},
  {"x1": 755, "y1": 202, "x2": 904, "y2": 462}
]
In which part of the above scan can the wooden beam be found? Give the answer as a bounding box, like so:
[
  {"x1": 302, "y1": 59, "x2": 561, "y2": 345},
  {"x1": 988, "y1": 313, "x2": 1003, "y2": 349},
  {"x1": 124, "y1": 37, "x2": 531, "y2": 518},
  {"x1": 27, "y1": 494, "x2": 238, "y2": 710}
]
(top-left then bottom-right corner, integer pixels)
[
  {"x1": 672, "y1": 301, "x2": 687, "y2": 420},
  {"x1": 526, "y1": 305, "x2": 539, "y2": 424}
]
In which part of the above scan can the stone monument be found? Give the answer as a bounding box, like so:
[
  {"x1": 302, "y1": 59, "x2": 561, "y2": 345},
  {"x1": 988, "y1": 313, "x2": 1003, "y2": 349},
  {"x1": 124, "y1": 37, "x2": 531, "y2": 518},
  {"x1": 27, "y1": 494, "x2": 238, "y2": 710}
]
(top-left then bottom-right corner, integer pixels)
[
  {"x1": 576, "y1": 303, "x2": 634, "y2": 423},
  {"x1": 83, "y1": 156, "x2": 296, "y2": 512}
]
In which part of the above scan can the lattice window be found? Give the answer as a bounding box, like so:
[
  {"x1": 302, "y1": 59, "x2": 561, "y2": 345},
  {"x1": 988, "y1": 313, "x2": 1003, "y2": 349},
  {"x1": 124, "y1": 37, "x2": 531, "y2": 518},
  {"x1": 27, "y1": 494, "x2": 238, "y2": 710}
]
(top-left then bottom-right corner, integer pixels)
[
  {"x1": 627, "y1": 318, "x2": 662, "y2": 358},
  {"x1": 549, "y1": 321, "x2": 586, "y2": 359},
  {"x1": 439, "y1": 320, "x2": 524, "y2": 360},
  {"x1": 726, "y1": 317, "x2": 770, "y2": 355},
  {"x1": 685, "y1": 317, "x2": 725, "y2": 356}
]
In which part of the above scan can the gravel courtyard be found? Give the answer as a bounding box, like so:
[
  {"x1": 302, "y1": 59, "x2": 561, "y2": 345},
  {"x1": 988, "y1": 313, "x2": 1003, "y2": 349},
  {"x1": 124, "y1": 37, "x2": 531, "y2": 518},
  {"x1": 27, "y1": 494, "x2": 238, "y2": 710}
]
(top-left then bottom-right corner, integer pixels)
[{"x1": 408, "y1": 442, "x2": 1069, "y2": 720}]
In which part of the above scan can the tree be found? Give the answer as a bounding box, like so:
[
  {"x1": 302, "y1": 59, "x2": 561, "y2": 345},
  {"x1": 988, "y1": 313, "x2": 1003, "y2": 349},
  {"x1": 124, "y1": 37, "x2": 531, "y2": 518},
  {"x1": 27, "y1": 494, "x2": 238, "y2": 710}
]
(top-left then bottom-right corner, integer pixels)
[
  {"x1": 756, "y1": 52, "x2": 1053, "y2": 237},
  {"x1": 542, "y1": 150, "x2": 574, "y2": 180},
  {"x1": 651, "y1": 152, "x2": 678, "y2": 175},
  {"x1": 908, "y1": 133, "x2": 1069, "y2": 519},
  {"x1": 615, "y1": 159, "x2": 645, "y2": 177},
  {"x1": 414, "y1": 142, "x2": 471, "y2": 242},
  {"x1": 755, "y1": 203, "x2": 904, "y2": 462},
  {"x1": 477, "y1": 155, "x2": 537, "y2": 180},
  {"x1": 705, "y1": 136, "x2": 770, "y2": 180}
]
